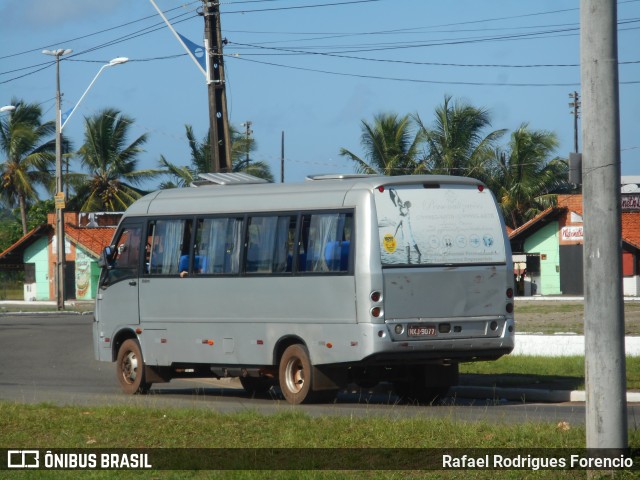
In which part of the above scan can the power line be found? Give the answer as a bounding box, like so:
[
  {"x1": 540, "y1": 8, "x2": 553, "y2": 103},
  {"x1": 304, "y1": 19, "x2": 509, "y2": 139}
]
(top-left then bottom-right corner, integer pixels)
[
  {"x1": 229, "y1": 40, "x2": 640, "y2": 68},
  {"x1": 0, "y1": 2, "x2": 200, "y2": 61},
  {"x1": 229, "y1": 54, "x2": 640, "y2": 87},
  {"x1": 229, "y1": 55, "x2": 580, "y2": 87},
  {"x1": 221, "y1": 0, "x2": 381, "y2": 14}
]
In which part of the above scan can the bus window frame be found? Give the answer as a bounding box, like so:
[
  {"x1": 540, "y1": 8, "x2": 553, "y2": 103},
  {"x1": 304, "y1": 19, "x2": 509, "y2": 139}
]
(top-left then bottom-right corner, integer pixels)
[{"x1": 131, "y1": 208, "x2": 355, "y2": 279}]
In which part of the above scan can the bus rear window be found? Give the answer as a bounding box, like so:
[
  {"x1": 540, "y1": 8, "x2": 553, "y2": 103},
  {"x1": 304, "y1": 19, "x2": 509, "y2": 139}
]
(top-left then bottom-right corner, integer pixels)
[{"x1": 375, "y1": 184, "x2": 506, "y2": 266}]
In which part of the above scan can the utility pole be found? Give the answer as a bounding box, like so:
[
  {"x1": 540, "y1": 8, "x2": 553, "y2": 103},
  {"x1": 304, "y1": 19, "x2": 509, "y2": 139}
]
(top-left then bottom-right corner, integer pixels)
[
  {"x1": 281, "y1": 131, "x2": 285, "y2": 183},
  {"x1": 203, "y1": 1, "x2": 231, "y2": 172},
  {"x1": 581, "y1": 0, "x2": 628, "y2": 450},
  {"x1": 242, "y1": 121, "x2": 252, "y2": 167},
  {"x1": 569, "y1": 91, "x2": 580, "y2": 153},
  {"x1": 43, "y1": 48, "x2": 72, "y2": 311}
]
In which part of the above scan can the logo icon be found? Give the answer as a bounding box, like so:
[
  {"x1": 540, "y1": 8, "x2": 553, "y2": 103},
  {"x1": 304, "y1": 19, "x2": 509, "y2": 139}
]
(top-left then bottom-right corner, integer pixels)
[{"x1": 7, "y1": 450, "x2": 40, "y2": 468}]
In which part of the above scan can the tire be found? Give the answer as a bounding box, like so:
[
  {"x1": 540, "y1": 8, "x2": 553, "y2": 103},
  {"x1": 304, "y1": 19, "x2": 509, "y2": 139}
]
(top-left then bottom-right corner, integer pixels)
[
  {"x1": 278, "y1": 344, "x2": 315, "y2": 404},
  {"x1": 240, "y1": 376, "x2": 276, "y2": 396},
  {"x1": 116, "y1": 339, "x2": 151, "y2": 394}
]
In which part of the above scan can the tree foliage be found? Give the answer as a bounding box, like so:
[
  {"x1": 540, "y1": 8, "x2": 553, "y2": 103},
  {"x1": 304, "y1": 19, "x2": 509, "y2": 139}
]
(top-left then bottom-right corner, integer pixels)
[
  {"x1": 71, "y1": 109, "x2": 160, "y2": 211},
  {"x1": 339, "y1": 113, "x2": 422, "y2": 175},
  {"x1": 0, "y1": 98, "x2": 55, "y2": 234},
  {"x1": 486, "y1": 124, "x2": 570, "y2": 228},
  {"x1": 340, "y1": 97, "x2": 569, "y2": 229},
  {"x1": 160, "y1": 124, "x2": 274, "y2": 187}
]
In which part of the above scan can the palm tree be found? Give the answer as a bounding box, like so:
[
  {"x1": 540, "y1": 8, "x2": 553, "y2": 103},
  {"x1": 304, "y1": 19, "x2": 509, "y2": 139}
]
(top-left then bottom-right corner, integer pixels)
[
  {"x1": 72, "y1": 108, "x2": 159, "y2": 211},
  {"x1": 0, "y1": 98, "x2": 55, "y2": 234},
  {"x1": 488, "y1": 123, "x2": 569, "y2": 229},
  {"x1": 413, "y1": 95, "x2": 506, "y2": 181},
  {"x1": 339, "y1": 112, "x2": 422, "y2": 175},
  {"x1": 229, "y1": 124, "x2": 273, "y2": 181},
  {"x1": 160, "y1": 124, "x2": 274, "y2": 187}
]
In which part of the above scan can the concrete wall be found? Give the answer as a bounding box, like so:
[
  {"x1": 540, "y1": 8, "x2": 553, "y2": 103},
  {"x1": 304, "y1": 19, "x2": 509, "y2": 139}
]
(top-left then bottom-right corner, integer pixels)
[{"x1": 623, "y1": 276, "x2": 640, "y2": 296}]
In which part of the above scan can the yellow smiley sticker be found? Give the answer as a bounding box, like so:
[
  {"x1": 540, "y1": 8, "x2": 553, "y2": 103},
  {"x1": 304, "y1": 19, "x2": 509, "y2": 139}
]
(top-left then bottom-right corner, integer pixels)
[{"x1": 383, "y1": 233, "x2": 397, "y2": 253}]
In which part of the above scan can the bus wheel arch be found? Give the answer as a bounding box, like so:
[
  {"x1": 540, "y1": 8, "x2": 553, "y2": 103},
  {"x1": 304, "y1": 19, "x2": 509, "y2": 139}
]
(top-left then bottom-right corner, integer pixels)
[
  {"x1": 111, "y1": 329, "x2": 138, "y2": 362},
  {"x1": 116, "y1": 338, "x2": 152, "y2": 394}
]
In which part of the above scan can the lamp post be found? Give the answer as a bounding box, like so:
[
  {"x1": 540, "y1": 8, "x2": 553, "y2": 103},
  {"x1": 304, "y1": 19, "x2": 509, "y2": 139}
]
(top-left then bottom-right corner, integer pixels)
[
  {"x1": 43, "y1": 48, "x2": 72, "y2": 310},
  {"x1": 61, "y1": 57, "x2": 129, "y2": 130},
  {"x1": 43, "y1": 49, "x2": 128, "y2": 310},
  {"x1": 0, "y1": 105, "x2": 16, "y2": 113}
]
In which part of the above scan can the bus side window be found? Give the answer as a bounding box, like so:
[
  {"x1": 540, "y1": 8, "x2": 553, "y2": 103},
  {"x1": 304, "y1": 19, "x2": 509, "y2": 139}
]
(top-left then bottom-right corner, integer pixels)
[
  {"x1": 145, "y1": 219, "x2": 190, "y2": 276},
  {"x1": 195, "y1": 217, "x2": 243, "y2": 275},
  {"x1": 299, "y1": 212, "x2": 352, "y2": 273},
  {"x1": 246, "y1": 216, "x2": 295, "y2": 274}
]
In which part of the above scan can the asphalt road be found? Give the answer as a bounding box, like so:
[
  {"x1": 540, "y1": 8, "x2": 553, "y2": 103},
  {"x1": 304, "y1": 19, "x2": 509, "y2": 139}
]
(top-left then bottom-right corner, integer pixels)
[{"x1": 1, "y1": 314, "x2": 638, "y2": 427}]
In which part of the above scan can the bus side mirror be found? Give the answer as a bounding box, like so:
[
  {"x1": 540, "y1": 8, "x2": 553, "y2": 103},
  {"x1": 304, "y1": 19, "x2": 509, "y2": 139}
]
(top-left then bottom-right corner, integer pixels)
[{"x1": 98, "y1": 245, "x2": 116, "y2": 268}]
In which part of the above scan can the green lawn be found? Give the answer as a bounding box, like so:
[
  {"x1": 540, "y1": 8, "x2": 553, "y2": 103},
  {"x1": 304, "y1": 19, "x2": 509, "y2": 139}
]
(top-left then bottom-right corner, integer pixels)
[{"x1": 1, "y1": 402, "x2": 638, "y2": 479}]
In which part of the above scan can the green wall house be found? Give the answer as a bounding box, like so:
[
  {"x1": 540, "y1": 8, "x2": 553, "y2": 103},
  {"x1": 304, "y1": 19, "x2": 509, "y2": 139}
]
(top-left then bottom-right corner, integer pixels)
[
  {"x1": 0, "y1": 213, "x2": 119, "y2": 302},
  {"x1": 522, "y1": 221, "x2": 561, "y2": 296},
  {"x1": 23, "y1": 236, "x2": 50, "y2": 301}
]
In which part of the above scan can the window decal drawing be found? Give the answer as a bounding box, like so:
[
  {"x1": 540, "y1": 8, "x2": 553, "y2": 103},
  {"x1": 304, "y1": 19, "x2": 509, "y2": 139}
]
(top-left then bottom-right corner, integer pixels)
[{"x1": 376, "y1": 185, "x2": 506, "y2": 266}]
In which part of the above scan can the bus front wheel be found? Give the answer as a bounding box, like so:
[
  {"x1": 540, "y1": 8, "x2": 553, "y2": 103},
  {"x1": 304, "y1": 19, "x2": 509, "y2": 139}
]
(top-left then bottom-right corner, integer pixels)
[
  {"x1": 116, "y1": 339, "x2": 151, "y2": 394},
  {"x1": 278, "y1": 344, "x2": 315, "y2": 404}
]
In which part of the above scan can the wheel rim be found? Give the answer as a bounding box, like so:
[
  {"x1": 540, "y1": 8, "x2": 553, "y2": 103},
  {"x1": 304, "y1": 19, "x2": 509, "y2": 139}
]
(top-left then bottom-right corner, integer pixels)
[
  {"x1": 121, "y1": 350, "x2": 138, "y2": 385},
  {"x1": 284, "y1": 356, "x2": 304, "y2": 394}
]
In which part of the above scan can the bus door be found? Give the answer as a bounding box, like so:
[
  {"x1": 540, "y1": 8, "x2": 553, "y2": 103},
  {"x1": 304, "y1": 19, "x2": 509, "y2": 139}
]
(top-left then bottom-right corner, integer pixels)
[{"x1": 95, "y1": 221, "x2": 143, "y2": 355}]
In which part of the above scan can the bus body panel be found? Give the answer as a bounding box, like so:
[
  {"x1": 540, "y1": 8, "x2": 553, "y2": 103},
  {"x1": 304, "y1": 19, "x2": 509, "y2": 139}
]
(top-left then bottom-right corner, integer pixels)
[{"x1": 382, "y1": 265, "x2": 509, "y2": 320}]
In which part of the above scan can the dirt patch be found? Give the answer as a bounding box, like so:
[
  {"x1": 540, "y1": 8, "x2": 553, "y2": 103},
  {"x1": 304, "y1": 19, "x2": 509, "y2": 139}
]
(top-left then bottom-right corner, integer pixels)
[{"x1": 514, "y1": 300, "x2": 640, "y2": 335}]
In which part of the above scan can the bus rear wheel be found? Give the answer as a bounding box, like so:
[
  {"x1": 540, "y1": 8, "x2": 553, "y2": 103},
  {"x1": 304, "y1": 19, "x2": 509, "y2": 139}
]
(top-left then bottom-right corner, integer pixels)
[
  {"x1": 279, "y1": 344, "x2": 315, "y2": 404},
  {"x1": 116, "y1": 339, "x2": 151, "y2": 394}
]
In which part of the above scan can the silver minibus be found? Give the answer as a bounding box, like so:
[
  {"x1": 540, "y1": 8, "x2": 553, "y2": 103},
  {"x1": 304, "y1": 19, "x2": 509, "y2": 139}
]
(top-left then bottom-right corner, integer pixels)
[{"x1": 94, "y1": 174, "x2": 515, "y2": 404}]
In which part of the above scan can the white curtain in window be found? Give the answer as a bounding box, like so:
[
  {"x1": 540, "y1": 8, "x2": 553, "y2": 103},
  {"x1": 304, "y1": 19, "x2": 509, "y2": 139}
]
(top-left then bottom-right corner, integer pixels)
[
  {"x1": 308, "y1": 214, "x2": 341, "y2": 272},
  {"x1": 158, "y1": 220, "x2": 184, "y2": 275}
]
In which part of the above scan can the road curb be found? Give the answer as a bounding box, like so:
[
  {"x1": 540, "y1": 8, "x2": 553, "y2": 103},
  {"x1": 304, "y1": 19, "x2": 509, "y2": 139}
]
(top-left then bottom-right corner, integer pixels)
[{"x1": 452, "y1": 385, "x2": 640, "y2": 403}]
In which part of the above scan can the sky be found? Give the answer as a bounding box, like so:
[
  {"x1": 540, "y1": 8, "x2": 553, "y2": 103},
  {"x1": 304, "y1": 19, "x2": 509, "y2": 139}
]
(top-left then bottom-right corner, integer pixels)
[{"x1": 1, "y1": 0, "x2": 639, "y2": 188}]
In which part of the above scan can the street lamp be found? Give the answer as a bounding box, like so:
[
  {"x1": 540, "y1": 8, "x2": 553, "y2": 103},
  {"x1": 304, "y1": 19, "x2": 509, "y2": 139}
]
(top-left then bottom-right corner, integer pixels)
[
  {"x1": 43, "y1": 48, "x2": 73, "y2": 311},
  {"x1": 43, "y1": 49, "x2": 128, "y2": 310},
  {"x1": 0, "y1": 105, "x2": 16, "y2": 113},
  {"x1": 61, "y1": 57, "x2": 129, "y2": 130}
]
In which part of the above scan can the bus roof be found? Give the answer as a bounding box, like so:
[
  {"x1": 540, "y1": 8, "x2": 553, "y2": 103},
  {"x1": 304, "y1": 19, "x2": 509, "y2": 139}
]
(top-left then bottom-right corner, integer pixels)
[{"x1": 124, "y1": 174, "x2": 484, "y2": 217}]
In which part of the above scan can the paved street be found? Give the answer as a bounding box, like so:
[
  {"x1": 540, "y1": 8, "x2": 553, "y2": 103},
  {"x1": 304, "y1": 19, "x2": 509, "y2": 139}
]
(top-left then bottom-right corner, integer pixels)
[{"x1": 0, "y1": 313, "x2": 638, "y2": 427}]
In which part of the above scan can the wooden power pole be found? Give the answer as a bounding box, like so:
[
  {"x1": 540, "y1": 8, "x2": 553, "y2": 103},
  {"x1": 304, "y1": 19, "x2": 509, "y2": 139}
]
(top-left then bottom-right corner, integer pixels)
[{"x1": 203, "y1": 1, "x2": 231, "y2": 172}]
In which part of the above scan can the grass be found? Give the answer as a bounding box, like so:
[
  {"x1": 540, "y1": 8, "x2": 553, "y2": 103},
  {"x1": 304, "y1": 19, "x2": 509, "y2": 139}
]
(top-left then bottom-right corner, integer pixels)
[
  {"x1": 460, "y1": 355, "x2": 640, "y2": 390},
  {"x1": 0, "y1": 402, "x2": 638, "y2": 479},
  {"x1": 1, "y1": 298, "x2": 638, "y2": 478},
  {"x1": 514, "y1": 300, "x2": 640, "y2": 335}
]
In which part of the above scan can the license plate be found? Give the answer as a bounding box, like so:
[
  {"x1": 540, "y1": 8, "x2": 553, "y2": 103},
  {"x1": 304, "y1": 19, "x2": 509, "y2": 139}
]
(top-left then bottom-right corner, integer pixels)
[{"x1": 407, "y1": 325, "x2": 437, "y2": 337}]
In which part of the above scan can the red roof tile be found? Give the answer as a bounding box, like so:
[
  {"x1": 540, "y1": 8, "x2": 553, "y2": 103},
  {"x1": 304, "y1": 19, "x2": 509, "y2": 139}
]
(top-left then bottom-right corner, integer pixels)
[
  {"x1": 64, "y1": 224, "x2": 116, "y2": 258},
  {"x1": 622, "y1": 212, "x2": 640, "y2": 250}
]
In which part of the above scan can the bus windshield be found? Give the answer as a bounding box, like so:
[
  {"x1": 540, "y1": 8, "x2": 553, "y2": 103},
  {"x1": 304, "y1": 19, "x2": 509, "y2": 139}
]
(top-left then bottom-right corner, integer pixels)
[{"x1": 375, "y1": 184, "x2": 506, "y2": 267}]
